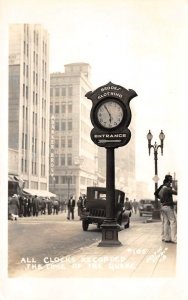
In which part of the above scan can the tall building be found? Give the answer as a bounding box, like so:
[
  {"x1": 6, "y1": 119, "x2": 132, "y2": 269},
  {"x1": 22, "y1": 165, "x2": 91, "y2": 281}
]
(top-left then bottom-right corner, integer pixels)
[
  {"x1": 8, "y1": 24, "x2": 50, "y2": 191},
  {"x1": 115, "y1": 120, "x2": 136, "y2": 198},
  {"x1": 49, "y1": 63, "x2": 100, "y2": 201}
]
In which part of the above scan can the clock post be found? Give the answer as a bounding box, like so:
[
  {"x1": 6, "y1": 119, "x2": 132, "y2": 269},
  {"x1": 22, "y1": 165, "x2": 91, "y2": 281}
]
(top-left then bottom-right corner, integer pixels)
[{"x1": 86, "y1": 82, "x2": 137, "y2": 246}]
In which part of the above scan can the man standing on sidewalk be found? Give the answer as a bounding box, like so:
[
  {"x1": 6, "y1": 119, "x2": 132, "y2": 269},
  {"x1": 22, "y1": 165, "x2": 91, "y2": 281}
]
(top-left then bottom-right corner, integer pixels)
[
  {"x1": 67, "y1": 195, "x2": 75, "y2": 220},
  {"x1": 159, "y1": 176, "x2": 177, "y2": 243}
]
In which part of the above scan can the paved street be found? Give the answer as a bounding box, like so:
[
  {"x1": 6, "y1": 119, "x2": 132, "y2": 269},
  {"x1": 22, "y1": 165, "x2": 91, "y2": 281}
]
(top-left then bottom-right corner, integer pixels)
[
  {"x1": 8, "y1": 211, "x2": 176, "y2": 278},
  {"x1": 8, "y1": 210, "x2": 101, "y2": 276}
]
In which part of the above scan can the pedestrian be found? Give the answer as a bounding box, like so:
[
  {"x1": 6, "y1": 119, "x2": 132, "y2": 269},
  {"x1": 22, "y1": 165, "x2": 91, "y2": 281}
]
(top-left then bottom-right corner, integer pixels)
[
  {"x1": 27, "y1": 196, "x2": 32, "y2": 217},
  {"x1": 18, "y1": 196, "x2": 24, "y2": 217},
  {"x1": 23, "y1": 197, "x2": 28, "y2": 217},
  {"x1": 46, "y1": 197, "x2": 53, "y2": 215},
  {"x1": 124, "y1": 197, "x2": 132, "y2": 211},
  {"x1": 155, "y1": 174, "x2": 173, "y2": 241},
  {"x1": 41, "y1": 198, "x2": 46, "y2": 215},
  {"x1": 8, "y1": 194, "x2": 19, "y2": 221},
  {"x1": 62, "y1": 199, "x2": 67, "y2": 213},
  {"x1": 77, "y1": 196, "x2": 83, "y2": 218},
  {"x1": 132, "y1": 199, "x2": 138, "y2": 214},
  {"x1": 53, "y1": 198, "x2": 60, "y2": 215},
  {"x1": 67, "y1": 195, "x2": 75, "y2": 220},
  {"x1": 32, "y1": 195, "x2": 40, "y2": 217},
  {"x1": 158, "y1": 175, "x2": 177, "y2": 243}
]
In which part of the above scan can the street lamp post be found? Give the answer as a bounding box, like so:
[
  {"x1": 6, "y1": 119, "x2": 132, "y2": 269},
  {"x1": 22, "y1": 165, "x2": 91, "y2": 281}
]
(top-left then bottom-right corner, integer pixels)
[
  {"x1": 65, "y1": 174, "x2": 71, "y2": 201},
  {"x1": 147, "y1": 130, "x2": 165, "y2": 220}
]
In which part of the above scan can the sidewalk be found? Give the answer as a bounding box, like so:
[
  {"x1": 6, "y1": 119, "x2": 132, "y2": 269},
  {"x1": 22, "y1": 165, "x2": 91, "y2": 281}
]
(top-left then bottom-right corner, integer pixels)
[{"x1": 20, "y1": 219, "x2": 176, "y2": 278}]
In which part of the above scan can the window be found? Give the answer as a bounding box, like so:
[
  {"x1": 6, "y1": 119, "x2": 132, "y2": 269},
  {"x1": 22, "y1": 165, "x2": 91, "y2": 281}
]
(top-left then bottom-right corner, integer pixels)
[
  {"x1": 61, "y1": 104, "x2": 66, "y2": 113},
  {"x1": 50, "y1": 88, "x2": 53, "y2": 96},
  {"x1": 60, "y1": 176, "x2": 67, "y2": 184},
  {"x1": 54, "y1": 176, "x2": 59, "y2": 184},
  {"x1": 50, "y1": 105, "x2": 53, "y2": 113},
  {"x1": 61, "y1": 87, "x2": 66, "y2": 96},
  {"x1": 25, "y1": 134, "x2": 27, "y2": 149},
  {"x1": 23, "y1": 105, "x2": 25, "y2": 119},
  {"x1": 55, "y1": 104, "x2": 59, "y2": 114},
  {"x1": 22, "y1": 133, "x2": 24, "y2": 149},
  {"x1": 61, "y1": 121, "x2": 66, "y2": 131},
  {"x1": 24, "y1": 41, "x2": 26, "y2": 54},
  {"x1": 68, "y1": 86, "x2": 73, "y2": 96},
  {"x1": 55, "y1": 139, "x2": 59, "y2": 148},
  {"x1": 60, "y1": 155, "x2": 65, "y2": 166},
  {"x1": 33, "y1": 92, "x2": 35, "y2": 104},
  {"x1": 67, "y1": 154, "x2": 72, "y2": 166},
  {"x1": 21, "y1": 158, "x2": 24, "y2": 172},
  {"x1": 23, "y1": 84, "x2": 25, "y2": 97},
  {"x1": 55, "y1": 88, "x2": 59, "y2": 97},
  {"x1": 55, "y1": 121, "x2": 59, "y2": 131},
  {"x1": 68, "y1": 104, "x2": 72, "y2": 113},
  {"x1": 61, "y1": 138, "x2": 65, "y2": 147},
  {"x1": 26, "y1": 86, "x2": 28, "y2": 99},
  {"x1": 68, "y1": 121, "x2": 72, "y2": 131},
  {"x1": 55, "y1": 155, "x2": 59, "y2": 166},
  {"x1": 68, "y1": 137, "x2": 72, "y2": 148}
]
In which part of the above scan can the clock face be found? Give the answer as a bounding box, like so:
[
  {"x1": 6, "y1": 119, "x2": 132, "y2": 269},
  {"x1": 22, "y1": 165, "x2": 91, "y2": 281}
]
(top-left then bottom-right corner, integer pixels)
[{"x1": 96, "y1": 100, "x2": 124, "y2": 129}]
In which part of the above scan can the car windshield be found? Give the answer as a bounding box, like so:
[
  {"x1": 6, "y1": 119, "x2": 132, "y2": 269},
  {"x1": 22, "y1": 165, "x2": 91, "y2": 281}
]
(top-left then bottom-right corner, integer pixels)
[{"x1": 93, "y1": 191, "x2": 106, "y2": 200}]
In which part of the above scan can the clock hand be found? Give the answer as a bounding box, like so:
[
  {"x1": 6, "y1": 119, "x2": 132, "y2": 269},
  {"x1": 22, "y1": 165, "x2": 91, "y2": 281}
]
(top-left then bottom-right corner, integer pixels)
[{"x1": 104, "y1": 104, "x2": 112, "y2": 123}]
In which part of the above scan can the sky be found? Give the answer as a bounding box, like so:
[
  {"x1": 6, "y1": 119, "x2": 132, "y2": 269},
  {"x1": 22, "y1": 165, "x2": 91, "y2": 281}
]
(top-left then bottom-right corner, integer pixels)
[{"x1": 0, "y1": 0, "x2": 188, "y2": 297}]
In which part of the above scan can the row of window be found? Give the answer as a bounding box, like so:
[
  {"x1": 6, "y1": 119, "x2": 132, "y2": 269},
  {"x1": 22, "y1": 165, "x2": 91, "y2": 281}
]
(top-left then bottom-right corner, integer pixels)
[
  {"x1": 23, "y1": 37, "x2": 47, "y2": 57},
  {"x1": 21, "y1": 159, "x2": 46, "y2": 177},
  {"x1": 50, "y1": 175, "x2": 93, "y2": 186},
  {"x1": 50, "y1": 175, "x2": 76, "y2": 185},
  {"x1": 54, "y1": 120, "x2": 72, "y2": 131},
  {"x1": 53, "y1": 154, "x2": 72, "y2": 166},
  {"x1": 50, "y1": 103, "x2": 72, "y2": 114},
  {"x1": 50, "y1": 86, "x2": 73, "y2": 97},
  {"x1": 55, "y1": 137, "x2": 72, "y2": 148}
]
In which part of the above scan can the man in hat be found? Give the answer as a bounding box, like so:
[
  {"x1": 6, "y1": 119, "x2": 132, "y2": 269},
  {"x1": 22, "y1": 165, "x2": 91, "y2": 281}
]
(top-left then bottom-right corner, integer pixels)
[{"x1": 156, "y1": 175, "x2": 177, "y2": 243}]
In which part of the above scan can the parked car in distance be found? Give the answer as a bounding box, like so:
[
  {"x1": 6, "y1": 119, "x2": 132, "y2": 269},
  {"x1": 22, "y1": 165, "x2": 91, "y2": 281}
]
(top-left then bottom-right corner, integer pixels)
[
  {"x1": 80, "y1": 186, "x2": 131, "y2": 231},
  {"x1": 138, "y1": 199, "x2": 155, "y2": 216}
]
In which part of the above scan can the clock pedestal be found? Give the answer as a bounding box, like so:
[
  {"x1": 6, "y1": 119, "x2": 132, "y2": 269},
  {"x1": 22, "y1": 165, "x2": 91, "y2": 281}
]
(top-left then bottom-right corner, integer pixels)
[
  {"x1": 98, "y1": 148, "x2": 122, "y2": 247},
  {"x1": 98, "y1": 219, "x2": 122, "y2": 247}
]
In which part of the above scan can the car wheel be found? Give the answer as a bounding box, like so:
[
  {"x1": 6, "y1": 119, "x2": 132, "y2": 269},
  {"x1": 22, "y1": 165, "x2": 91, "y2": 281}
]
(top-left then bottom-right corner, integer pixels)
[
  {"x1": 82, "y1": 220, "x2": 89, "y2": 231},
  {"x1": 124, "y1": 219, "x2": 130, "y2": 229}
]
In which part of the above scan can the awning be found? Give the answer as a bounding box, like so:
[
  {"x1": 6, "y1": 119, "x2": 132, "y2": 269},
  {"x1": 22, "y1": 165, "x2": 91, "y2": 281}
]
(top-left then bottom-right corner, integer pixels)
[{"x1": 23, "y1": 188, "x2": 56, "y2": 198}]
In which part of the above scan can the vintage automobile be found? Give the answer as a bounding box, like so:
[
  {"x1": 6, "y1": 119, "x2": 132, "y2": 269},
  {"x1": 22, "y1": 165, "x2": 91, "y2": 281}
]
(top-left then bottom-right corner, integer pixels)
[
  {"x1": 80, "y1": 186, "x2": 131, "y2": 231},
  {"x1": 138, "y1": 199, "x2": 155, "y2": 216}
]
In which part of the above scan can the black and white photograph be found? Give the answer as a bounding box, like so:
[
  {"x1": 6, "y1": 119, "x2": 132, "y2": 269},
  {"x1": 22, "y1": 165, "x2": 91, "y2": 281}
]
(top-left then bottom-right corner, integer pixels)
[{"x1": 0, "y1": 0, "x2": 188, "y2": 299}]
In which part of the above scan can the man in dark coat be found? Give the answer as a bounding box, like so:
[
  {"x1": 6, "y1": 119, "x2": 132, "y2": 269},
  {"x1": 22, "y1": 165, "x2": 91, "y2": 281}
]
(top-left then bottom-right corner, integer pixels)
[
  {"x1": 32, "y1": 195, "x2": 40, "y2": 217},
  {"x1": 67, "y1": 195, "x2": 75, "y2": 220}
]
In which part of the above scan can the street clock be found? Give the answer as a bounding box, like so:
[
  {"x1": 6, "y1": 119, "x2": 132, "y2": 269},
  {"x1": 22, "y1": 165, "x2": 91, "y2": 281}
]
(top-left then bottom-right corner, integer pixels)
[
  {"x1": 96, "y1": 98, "x2": 124, "y2": 129},
  {"x1": 86, "y1": 82, "x2": 137, "y2": 148}
]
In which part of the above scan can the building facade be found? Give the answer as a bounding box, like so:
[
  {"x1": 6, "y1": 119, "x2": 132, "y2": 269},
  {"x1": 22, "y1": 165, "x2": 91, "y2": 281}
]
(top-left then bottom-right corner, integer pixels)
[
  {"x1": 8, "y1": 24, "x2": 50, "y2": 191},
  {"x1": 49, "y1": 63, "x2": 99, "y2": 201}
]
